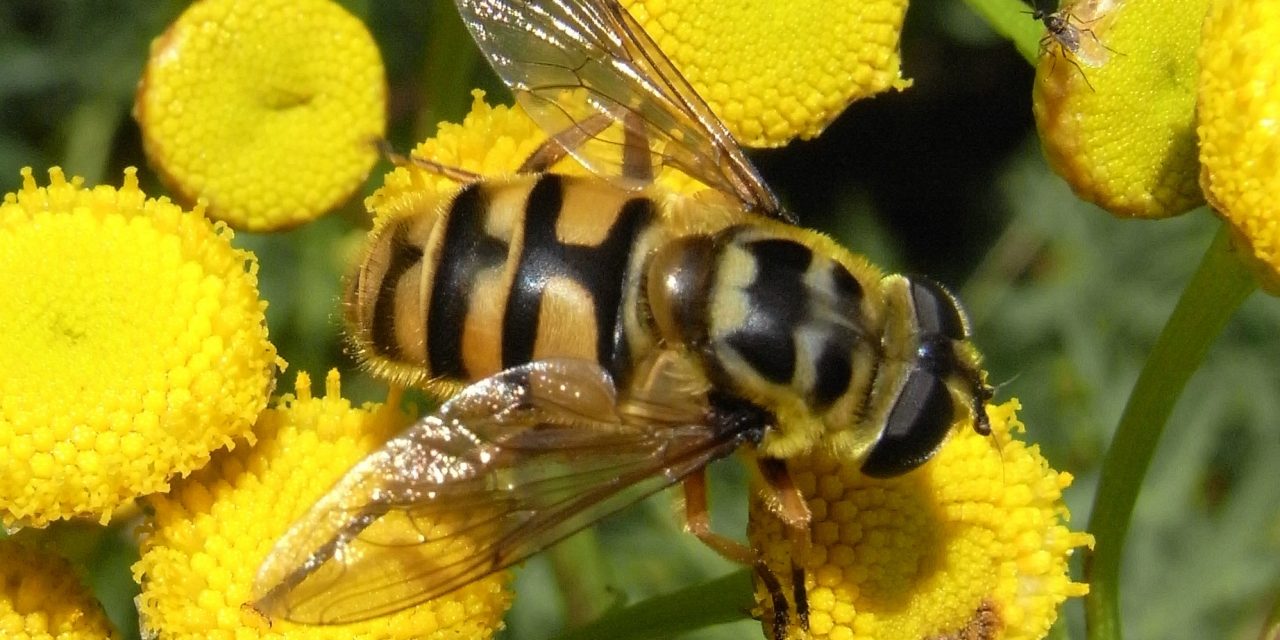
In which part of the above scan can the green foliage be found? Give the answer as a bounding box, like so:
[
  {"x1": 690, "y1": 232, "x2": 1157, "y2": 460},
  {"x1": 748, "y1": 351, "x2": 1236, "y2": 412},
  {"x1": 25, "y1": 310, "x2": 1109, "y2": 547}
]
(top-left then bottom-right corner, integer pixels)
[{"x1": 1, "y1": 0, "x2": 1276, "y2": 639}]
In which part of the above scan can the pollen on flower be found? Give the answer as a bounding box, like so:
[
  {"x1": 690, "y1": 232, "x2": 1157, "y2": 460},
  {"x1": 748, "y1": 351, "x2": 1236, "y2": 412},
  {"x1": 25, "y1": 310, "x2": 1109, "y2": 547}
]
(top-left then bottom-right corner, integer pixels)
[
  {"x1": 749, "y1": 400, "x2": 1092, "y2": 640},
  {"x1": 0, "y1": 538, "x2": 119, "y2": 639},
  {"x1": 1032, "y1": 0, "x2": 1206, "y2": 218},
  {"x1": 621, "y1": 0, "x2": 911, "y2": 147},
  {"x1": 1198, "y1": 0, "x2": 1280, "y2": 293},
  {"x1": 135, "y1": 0, "x2": 387, "y2": 231},
  {"x1": 0, "y1": 167, "x2": 279, "y2": 529},
  {"x1": 132, "y1": 370, "x2": 512, "y2": 639}
]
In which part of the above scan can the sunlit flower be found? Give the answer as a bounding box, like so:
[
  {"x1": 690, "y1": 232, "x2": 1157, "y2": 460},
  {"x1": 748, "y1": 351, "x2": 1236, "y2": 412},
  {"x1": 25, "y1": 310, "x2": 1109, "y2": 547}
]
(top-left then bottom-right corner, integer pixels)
[
  {"x1": 132, "y1": 370, "x2": 512, "y2": 639},
  {"x1": 0, "y1": 538, "x2": 119, "y2": 639},
  {"x1": 135, "y1": 0, "x2": 387, "y2": 231},
  {"x1": 749, "y1": 401, "x2": 1092, "y2": 640},
  {"x1": 1198, "y1": 0, "x2": 1280, "y2": 294},
  {"x1": 622, "y1": 0, "x2": 911, "y2": 147},
  {"x1": 1032, "y1": 0, "x2": 1206, "y2": 218},
  {"x1": 0, "y1": 167, "x2": 278, "y2": 529}
]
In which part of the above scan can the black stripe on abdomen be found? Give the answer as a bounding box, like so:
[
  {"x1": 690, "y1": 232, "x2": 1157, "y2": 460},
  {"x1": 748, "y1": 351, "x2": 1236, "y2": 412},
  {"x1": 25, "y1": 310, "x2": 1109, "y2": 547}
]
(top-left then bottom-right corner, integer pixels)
[
  {"x1": 427, "y1": 184, "x2": 508, "y2": 379},
  {"x1": 369, "y1": 218, "x2": 424, "y2": 362},
  {"x1": 502, "y1": 175, "x2": 652, "y2": 377}
]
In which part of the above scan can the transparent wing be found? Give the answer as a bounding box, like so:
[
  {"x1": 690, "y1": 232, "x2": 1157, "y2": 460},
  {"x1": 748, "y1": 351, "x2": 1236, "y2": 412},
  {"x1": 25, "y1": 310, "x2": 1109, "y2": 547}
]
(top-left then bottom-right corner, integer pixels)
[
  {"x1": 456, "y1": 0, "x2": 787, "y2": 220},
  {"x1": 251, "y1": 358, "x2": 748, "y2": 624}
]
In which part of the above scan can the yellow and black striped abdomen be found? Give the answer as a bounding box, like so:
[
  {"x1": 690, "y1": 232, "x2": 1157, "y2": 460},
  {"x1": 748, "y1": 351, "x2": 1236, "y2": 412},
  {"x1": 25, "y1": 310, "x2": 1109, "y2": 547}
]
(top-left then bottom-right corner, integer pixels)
[{"x1": 346, "y1": 174, "x2": 660, "y2": 390}]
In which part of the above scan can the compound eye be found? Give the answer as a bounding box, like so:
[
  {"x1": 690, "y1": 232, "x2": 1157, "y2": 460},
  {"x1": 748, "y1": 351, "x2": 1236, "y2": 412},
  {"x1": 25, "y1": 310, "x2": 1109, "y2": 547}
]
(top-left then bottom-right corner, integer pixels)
[
  {"x1": 909, "y1": 277, "x2": 969, "y2": 341},
  {"x1": 861, "y1": 367, "x2": 955, "y2": 478}
]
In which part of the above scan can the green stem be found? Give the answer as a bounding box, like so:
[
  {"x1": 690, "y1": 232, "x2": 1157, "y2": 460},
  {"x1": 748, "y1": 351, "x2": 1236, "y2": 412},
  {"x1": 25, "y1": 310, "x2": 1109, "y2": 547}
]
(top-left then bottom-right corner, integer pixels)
[
  {"x1": 1084, "y1": 225, "x2": 1257, "y2": 639},
  {"x1": 961, "y1": 0, "x2": 1045, "y2": 64},
  {"x1": 553, "y1": 569, "x2": 753, "y2": 640},
  {"x1": 547, "y1": 527, "x2": 615, "y2": 628}
]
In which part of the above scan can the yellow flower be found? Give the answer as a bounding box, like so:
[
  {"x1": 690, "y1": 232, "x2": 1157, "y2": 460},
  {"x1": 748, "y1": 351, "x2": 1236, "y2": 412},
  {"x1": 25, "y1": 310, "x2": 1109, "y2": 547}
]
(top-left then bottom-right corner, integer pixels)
[
  {"x1": 749, "y1": 401, "x2": 1092, "y2": 640},
  {"x1": 133, "y1": 370, "x2": 511, "y2": 639},
  {"x1": 1032, "y1": 0, "x2": 1206, "y2": 218},
  {"x1": 0, "y1": 538, "x2": 119, "y2": 639},
  {"x1": 135, "y1": 0, "x2": 387, "y2": 231},
  {"x1": 1198, "y1": 0, "x2": 1280, "y2": 293},
  {"x1": 621, "y1": 0, "x2": 911, "y2": 147},
  {"x1": 0, "y1": 167, "x2": 278, "y2": 529}
]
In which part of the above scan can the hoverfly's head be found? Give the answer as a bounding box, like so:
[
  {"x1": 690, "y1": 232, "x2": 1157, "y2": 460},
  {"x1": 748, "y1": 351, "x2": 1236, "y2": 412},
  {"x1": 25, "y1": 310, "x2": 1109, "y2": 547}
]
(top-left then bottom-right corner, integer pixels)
[{"x1": 860, "y1": 275, "x2": 993, "y2": 478}]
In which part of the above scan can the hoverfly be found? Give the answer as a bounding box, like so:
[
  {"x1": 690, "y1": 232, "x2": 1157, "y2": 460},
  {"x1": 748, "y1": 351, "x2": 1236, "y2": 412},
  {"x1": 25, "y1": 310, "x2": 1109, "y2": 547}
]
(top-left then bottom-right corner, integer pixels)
[{"x1": 251, "y1": 0, "x2": 993, "y2": 634}]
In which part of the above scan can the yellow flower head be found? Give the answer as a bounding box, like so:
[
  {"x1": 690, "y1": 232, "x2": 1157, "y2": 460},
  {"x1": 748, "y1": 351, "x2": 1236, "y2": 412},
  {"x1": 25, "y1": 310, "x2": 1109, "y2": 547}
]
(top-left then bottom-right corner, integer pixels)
[
  {"x1": 621, "y1": 0, "x2": 911, "y2": 147},
  {"x1": 749, "y1": 401, "x2": 1092, "y2": 640},
  {"x1": 0, "y1": 167, "x2": 278, "y2": 529},
  {"x1": 1032, "y1": 0, "x2": 1205, "y2": 218},
  {"x1": 1198, "y1": 0, "x2": 1280, "y2": 293},
  {"x1": 133, "y1": 371, "x2": 511, "y2": 639},
  {"x1": 0, "y1": 538, "x2": 119, "y2": 639},
  {"x1": 135, "y1": 0, "x2": 387, "y2": 231}
]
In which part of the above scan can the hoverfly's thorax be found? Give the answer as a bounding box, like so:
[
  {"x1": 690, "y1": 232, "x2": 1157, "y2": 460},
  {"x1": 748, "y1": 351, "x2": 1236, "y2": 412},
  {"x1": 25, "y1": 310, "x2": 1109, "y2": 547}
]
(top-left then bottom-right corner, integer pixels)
[{"x1": 651, "y1": 225, "x2": 885, "y2": 450}]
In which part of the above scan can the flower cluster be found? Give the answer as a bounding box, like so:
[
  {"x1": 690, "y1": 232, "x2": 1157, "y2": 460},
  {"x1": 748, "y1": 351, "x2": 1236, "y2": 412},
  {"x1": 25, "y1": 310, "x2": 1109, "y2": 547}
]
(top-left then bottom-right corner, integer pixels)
[{"x1": 1, "y1": 1, "x2": 1102, "y2": 638}]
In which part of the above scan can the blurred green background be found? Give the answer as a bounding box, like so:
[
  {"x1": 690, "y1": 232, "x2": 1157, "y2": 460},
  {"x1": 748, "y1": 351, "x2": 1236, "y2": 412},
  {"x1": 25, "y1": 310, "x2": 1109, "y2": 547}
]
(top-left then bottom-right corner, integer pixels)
[{"x1": 1, "y1": 1, "x2": 1277, "y2": 639}]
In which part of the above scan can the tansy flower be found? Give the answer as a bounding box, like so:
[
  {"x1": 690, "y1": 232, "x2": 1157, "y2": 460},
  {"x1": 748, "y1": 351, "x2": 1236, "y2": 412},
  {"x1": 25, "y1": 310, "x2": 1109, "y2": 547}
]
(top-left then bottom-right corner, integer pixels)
[
  {"x1": 135, "y1": 0, "x2": 387, "y2": 231},
  {"x1": 749, "y1": 401, "x2": 1092, "y2": 640},
  {"x1": 1032, "y1": 0, "x2": 1206, "y2": 218},
  {"x1": 621, "y1": 0, "x2": 912, "y2": 147},
  {"x1": 132, "y1": 370, "x2": 512, "y2": 639},
  {"x1": 1197, "y1": 0, "x2": 1280, "y2": 294},
  {"x1": 0, "y1": 538, "x2": 119, "y2": 639},
  {"x1": 0, "y1": 167, "x2": 278, "y2": 529}
]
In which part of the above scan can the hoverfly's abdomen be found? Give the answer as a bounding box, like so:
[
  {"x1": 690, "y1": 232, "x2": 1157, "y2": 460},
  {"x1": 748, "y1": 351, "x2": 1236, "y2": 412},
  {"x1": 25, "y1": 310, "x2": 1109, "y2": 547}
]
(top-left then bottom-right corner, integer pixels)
[{"x1": 345, "y1": 174, "x2": 658, "y2": 388}]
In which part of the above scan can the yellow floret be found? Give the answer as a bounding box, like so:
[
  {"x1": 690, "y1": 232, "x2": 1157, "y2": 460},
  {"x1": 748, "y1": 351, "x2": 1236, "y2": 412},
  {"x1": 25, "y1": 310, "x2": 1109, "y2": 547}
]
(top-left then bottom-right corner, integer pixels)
[
  {"x1": 1032, "y1": 0, "x2": 1205, "y2": 218},
  {"x1": 749, "y1": 401, "x2": 1091, "y2": 640},
  {"x1": 0, "y1": 538, "x2": 120, "y2": 639},
  {"x1": 0, "y1": 167, "x2": 279, "y2": 529},
  {"x1": 1198, "y1": 0, "x2": 1280, "y2": 293},
  {"x1": 132, "y1": 370, "x2": 511, "y2": 639},
  {"x1": 135, "y1": 0, "x2": 387, "y2": 231},
  {"x1": 621, "y1": 0, "x2": 911, "y2": 147}
]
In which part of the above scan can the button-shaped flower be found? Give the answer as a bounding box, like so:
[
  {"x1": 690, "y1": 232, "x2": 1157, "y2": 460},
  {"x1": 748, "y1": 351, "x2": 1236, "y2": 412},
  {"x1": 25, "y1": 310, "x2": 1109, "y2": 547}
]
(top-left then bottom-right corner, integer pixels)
[
  {"x1": 133, "y1": 370, "x2": 512, "y2": 639},
  {"x1": 135, "y1": 0, "x2": 387, "y2": 231},
  {"x1": 1033, "y1": 0, "x2": 1206, "y2": 218},
  {"x1": 0, "y1": 167, "x2": 279, "y2": 529},
  {"x1": 622, "y1": 0, "x2": 911, "y2": 147},
  {"x1": 749, "y1": 401, "x2": 1092, "y2": 640},
  {"x1": 1198, "y1": 0, "x2": 1280, "y2": 294}
]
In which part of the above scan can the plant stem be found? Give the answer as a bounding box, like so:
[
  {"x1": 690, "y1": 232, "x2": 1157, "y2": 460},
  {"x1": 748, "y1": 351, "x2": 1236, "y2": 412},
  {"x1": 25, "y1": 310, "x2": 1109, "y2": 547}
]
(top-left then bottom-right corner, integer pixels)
[
  {"x1": 553, "y1": 569, "x2": 753, "y2": 640},
  {"x1": 1084, "y1": 224, "x2": 1257, "y2": 639},
  {"x1": 962, "y1": 0, "x2": 1045, "y2": 64}
]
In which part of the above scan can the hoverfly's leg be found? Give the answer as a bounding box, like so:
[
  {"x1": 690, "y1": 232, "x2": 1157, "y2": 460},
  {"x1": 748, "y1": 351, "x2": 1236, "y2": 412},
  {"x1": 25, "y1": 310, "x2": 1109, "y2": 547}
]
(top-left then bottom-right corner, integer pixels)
[
  {"x1": 758, "y1": 457, "x2": 813, "y2": 630},
  {"x1": 374, "y1": 139, "x2": 483, "y2": 184},
  {"x1": 681, "y1": 468, "x2": 791, "y2": 637},
  {"x1": 517, "y1": 112, "x2": 614, "y2": 174},
  {"x1": 755, "y1": 560, "x2": 790, "y2": 640},
  {"x1": 681, "y1": 467, "x2": 756, "y2": 565}
]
